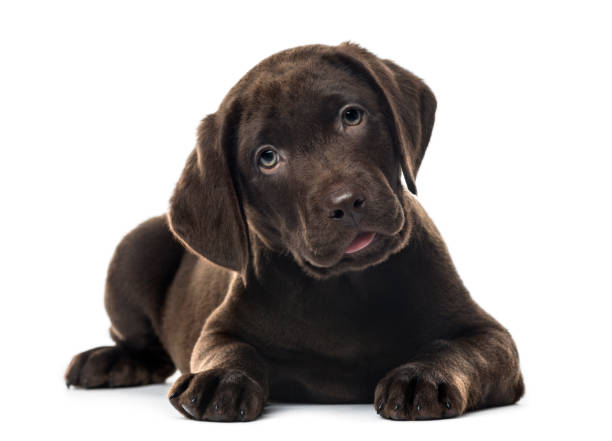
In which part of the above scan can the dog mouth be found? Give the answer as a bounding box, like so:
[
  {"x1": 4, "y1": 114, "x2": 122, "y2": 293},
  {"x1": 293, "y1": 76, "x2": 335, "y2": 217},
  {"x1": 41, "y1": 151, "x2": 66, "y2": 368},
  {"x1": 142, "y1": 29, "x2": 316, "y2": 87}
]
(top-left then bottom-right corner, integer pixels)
[
  {"x1": 300, "y1": 229, "x2": 400, "y2": 277},
  {"x1": 302, "y1": 230, "x2": 384, "y2": 269},
  {"x1": 344, "y1": 231, "x2": 376, "y2": 254}
]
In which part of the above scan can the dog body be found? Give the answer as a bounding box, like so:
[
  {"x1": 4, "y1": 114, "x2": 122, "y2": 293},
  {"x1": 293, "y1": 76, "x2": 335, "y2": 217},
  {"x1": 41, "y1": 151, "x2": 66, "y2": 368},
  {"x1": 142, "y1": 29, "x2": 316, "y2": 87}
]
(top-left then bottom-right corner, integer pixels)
[{"x1": 66, "y1": 43, "x2": 524, "y2": 421}]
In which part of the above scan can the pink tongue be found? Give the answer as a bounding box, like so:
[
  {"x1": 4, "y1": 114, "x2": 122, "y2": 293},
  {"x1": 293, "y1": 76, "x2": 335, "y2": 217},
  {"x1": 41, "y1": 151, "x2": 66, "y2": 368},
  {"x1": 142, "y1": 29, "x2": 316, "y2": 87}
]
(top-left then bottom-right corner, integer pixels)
[{"x1": 345, "y1": 232, "x2": 375, "y2": 254}]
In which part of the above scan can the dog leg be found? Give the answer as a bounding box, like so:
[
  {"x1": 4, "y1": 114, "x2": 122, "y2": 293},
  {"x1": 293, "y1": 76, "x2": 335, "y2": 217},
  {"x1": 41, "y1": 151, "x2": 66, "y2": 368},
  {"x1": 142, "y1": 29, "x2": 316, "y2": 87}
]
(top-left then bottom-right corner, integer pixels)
[
  {"x1": 168, "y1": 333, "x2": 268, "y2": 422},
  {"x1": 374, "y1": 326, "x2": 524, "y2": 420},
  {"x1": 65, "y1": 215, "x2": 183, "y2": 388}
]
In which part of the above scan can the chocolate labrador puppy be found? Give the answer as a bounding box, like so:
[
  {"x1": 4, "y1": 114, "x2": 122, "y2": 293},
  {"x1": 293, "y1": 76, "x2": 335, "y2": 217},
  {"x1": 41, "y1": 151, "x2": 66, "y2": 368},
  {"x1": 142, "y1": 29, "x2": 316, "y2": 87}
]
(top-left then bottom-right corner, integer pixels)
[{"x1": 65, "y1": 43, "x2": 524, "y2": 421}]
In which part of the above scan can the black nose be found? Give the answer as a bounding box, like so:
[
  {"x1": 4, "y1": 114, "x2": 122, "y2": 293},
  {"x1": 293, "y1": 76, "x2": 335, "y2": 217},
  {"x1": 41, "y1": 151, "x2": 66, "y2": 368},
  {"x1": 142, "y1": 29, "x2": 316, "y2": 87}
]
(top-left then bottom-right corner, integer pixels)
[{"x1": 325, "y1": 187, "x2": 366, "y2": 225}]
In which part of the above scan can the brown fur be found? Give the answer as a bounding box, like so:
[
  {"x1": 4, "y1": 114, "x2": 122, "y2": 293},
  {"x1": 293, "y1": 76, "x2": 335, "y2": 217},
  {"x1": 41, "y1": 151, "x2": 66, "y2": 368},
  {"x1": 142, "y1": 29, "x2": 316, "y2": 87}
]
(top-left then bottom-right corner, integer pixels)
[{"x1": 65, "y1": 43, "x2": 524, "y2": 422}]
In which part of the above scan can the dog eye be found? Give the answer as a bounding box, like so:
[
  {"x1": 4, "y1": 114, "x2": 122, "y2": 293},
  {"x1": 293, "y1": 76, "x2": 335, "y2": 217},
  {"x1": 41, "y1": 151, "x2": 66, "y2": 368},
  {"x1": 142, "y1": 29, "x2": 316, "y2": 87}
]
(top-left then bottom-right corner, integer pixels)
[
  {"x1": 257, "y1": 148, "x2": 279, "y2": 169},
  {"x1": 342, "y1": 107, "x2": 364, "y2": 126}
]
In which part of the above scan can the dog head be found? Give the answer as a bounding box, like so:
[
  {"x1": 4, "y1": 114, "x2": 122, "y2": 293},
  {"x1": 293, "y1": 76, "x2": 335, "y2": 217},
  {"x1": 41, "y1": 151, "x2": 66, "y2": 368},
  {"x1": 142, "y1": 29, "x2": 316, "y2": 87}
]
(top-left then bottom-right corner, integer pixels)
[{"x1": 168, "y1": 43, "x2": 436, "y2": 279}]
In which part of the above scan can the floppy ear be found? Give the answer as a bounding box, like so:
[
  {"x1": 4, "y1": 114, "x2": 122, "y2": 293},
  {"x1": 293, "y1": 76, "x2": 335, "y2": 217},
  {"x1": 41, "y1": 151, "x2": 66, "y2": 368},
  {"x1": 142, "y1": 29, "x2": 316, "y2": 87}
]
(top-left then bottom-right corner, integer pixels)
[
  {"x1": 334, "y1": 43, "x2": 437, "y2": 194},
  {"x1": 167, "y1": 113, "x2": 249, "y2": 276}
]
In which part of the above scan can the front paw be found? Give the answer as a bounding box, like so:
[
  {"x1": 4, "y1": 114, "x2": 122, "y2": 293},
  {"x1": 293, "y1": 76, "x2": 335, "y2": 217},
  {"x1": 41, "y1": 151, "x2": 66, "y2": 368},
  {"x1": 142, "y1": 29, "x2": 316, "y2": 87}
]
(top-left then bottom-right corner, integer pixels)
[
  {"x1": 168, "y1": 368, "x2": 266, "y2": 422},
  {"x1": 374, "y1": 363, "x2": 468, "y2": 420}
]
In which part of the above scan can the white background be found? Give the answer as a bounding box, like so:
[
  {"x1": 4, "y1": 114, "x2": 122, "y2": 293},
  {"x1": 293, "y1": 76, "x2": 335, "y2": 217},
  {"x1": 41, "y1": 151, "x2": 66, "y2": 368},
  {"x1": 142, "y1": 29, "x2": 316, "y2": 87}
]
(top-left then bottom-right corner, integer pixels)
[{"x1": 1, "y1": 1, "x2": 610, "y2": 439}]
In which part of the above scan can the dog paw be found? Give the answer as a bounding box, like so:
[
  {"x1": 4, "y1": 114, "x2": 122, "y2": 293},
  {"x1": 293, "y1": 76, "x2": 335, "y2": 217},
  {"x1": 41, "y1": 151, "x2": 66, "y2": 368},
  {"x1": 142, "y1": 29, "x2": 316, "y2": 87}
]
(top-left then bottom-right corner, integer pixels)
[
  {"x1": 65, "y1": 346, "x2": 175, "y2": 388},
  {"x1": 168, "y1": 369, "x2": 265, "y2": 422},
  {"x1": 374, "y1": 363, "x2": 468, "y2": 420}
]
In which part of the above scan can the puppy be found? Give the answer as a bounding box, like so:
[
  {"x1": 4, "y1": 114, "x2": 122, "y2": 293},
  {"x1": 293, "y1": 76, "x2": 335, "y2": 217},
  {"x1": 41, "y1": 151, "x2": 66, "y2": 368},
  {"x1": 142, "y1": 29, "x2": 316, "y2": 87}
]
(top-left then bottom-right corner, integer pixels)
[{"x1": 65, "y1": 43, "x2": 524, "y2": 421}]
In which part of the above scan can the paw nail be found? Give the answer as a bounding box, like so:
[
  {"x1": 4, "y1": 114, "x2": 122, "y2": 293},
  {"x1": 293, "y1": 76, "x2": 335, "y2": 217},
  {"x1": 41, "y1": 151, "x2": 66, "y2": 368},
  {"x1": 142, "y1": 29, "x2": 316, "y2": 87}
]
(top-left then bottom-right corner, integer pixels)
[
  {"x1": 393, "y1": 404, "x2": 400, "y2": 411},
  {"x1": 180, "y1": 403, "x2": 198, "y2": 419},
  {"x1": 65, "y1": 380, "x2": 71, "y2": 389},
  {"x1": 169, "y1": 391, "x2": 178, "y2": 399},
  {"x1": 377, "y1": 403, "x2": 383, "y2": 413},
  {"x1": 445, "y1": 401, "x2": 451, "y2": 409},
  {"x1": 240, "y1": 409, "x2": 246, "y2": 417},
  {"x1": 417, "y1": 403, "x2": 422, "y2": 412},
  {"x1": 214, "y1": 403, "x2": 220, "y2": 411},
  {"x1": 190, "y1": 395, "x2": 197, "y2": 404}
]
